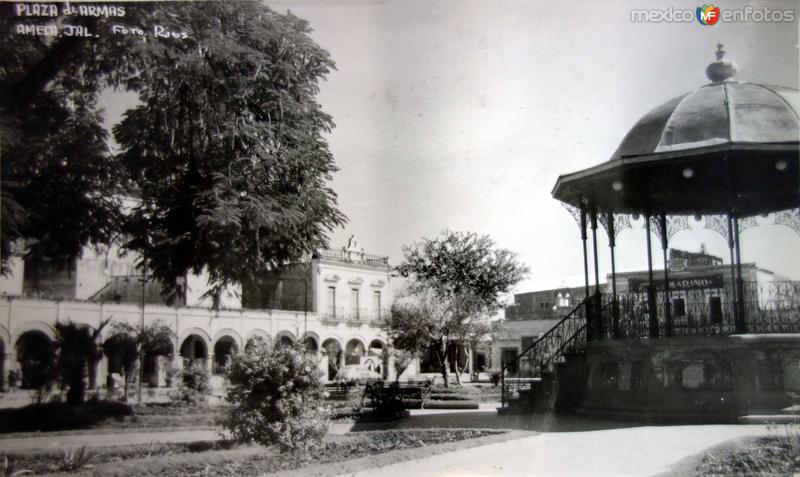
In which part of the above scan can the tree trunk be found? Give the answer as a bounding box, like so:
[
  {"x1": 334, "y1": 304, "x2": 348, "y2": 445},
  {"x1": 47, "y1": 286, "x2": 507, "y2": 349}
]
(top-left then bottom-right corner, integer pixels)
[
  {"x1": 438, "y1": 338, "x2": 449, "y2": 388},
  {"x1": 453, "y1": 344, "x2": 467, "y2": 386},
  {"x1": 453, "y1": 344, "x2": 463, "y2": 386},
  {"x1": 456, "y1": 346, "x2": 471, "y2": 385},
  {"x1": 88, "y1": 356, "x2": 98, "y2": 389}
]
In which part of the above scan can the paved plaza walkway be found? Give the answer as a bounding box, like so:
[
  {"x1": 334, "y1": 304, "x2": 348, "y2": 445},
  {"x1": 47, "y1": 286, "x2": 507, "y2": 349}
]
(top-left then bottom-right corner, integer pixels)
[{"x1": 344, "y1": 422, "x2": 773, "y2": 476}]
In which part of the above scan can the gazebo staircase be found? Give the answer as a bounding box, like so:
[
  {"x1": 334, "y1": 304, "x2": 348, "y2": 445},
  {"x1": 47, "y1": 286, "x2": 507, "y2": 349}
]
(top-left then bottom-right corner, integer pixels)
[{"x1": 499, "y1": 296, "x2": 595, "y2": 415}]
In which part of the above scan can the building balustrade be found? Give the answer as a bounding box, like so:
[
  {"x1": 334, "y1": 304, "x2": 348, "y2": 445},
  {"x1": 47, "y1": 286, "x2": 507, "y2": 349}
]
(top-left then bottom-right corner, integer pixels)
[
  {"x1": 317, "y1": 248, "x2": 389, "y2": 267},
  {"x1": 321, "y1": 307, "x2": 389, "y2": 325}
]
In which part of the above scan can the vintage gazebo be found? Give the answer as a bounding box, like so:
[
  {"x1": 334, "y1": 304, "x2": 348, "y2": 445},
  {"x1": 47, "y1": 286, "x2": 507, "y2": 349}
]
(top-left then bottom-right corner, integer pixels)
[{"x1": 501, "y1": 46, "x2": 800, "y2": 421}]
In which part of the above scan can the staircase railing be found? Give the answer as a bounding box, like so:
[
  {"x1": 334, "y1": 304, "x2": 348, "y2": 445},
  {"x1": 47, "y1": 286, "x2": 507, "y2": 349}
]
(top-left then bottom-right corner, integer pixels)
[{"x1": 500, "y1": 295, "x2": 593, "y2": 408}]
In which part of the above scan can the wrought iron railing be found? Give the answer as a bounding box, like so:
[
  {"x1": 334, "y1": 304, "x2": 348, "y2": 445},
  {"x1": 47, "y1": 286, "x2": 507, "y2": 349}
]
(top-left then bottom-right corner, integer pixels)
[
  {"x1": 323, "y1": 307, "x2": 389, "y2": 324},
  {"x1": 322, "y1": 307, "x2": 345, "y2": 322},
  {"x1": 600, "y1": 281, "x2": 800, "y2": 338},
  {"x1": 500, "y1": 296, "x2": 591, "y2": 408}
]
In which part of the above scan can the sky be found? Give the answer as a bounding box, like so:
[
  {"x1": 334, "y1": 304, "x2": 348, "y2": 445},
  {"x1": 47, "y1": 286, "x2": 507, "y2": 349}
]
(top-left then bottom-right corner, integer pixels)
[{"x1": 253, "y1": 0, "x2": 800, "y2": 296}]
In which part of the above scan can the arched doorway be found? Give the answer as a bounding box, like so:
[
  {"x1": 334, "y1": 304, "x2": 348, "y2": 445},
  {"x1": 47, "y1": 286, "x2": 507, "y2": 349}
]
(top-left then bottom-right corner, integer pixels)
[
  {"x1": 15, "y1": 330, "x2": 55, "y2": 390},
  {"x1": 303, "y1": 336, "x2": 318, "y2": 354},
  {"x1": 245, "y1": 334, "x2": 270, "y2": 353},
  {"x1": 103, "y1": 332, "x2": 137, "y2": 395},
  {"x1": 368, "y1": 339, "x2": 386, "y2": 377},
  {"x1": 322, "y1": 338, "x2": 343, "y2": 381},
  {"x1": 368, "y1": 339, "x2": 384, "y2": 357},
  {"x1": 277, "y1": 334, "x2": 295, "y2": 348},
  {"x1": 345, "y1": 339, "x2": 365, "y2": 365},
  {"x1": 180, "y1": 334, "x2": 208, "y2": 368},
  {"x1": 142, "y1": 327, "x2": 175, "y2": 387},
  {"x1": 213, "y1": 336, "x2": 238, "y2": 374}
]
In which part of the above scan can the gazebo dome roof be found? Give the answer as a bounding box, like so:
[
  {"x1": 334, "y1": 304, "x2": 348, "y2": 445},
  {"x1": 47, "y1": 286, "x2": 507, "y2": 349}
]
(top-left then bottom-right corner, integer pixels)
[
  {"x1": 552, "y1": 44, "x2": 799, "y2": 217},
  {"x1": 613, "y1": 44, "x2": 798, "y2": 161},
  {"x1": 611, "y1": 81, "x2": 799, "y2": 161}
]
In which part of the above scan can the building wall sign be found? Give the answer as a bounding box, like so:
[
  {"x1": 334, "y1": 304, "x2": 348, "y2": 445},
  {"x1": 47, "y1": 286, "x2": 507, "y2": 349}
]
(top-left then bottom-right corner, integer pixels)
[{"x1": 629, "y1": 273, "x2": 724, "y2": 292}]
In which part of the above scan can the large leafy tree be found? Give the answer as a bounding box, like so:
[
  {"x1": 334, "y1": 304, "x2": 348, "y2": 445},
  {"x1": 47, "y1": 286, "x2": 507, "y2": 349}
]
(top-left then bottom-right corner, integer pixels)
[
  {"x1": 1, "y1": 2, "x2": 346, "y2": 305},
  {"x1": 114, "y1": 2, "x2": 345, "y2": 306},
  {"x1": 390, "y1": 231, "x2": 528, "y2": 386},
  {"x1": 0, "y1": 10, "x2": 133, "y2": 272}
]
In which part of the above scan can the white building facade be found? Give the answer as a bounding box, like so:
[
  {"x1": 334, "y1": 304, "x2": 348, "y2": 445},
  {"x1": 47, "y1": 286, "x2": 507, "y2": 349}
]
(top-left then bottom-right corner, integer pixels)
[{"x1": 0, "y1": 237, "x2": 396, "y2": 390}]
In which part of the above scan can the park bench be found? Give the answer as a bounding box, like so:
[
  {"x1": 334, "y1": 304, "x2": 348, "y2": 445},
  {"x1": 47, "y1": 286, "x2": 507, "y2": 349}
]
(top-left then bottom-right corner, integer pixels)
[{"x1": 360, "y1": 379, "x2": 432, "y2": 420}]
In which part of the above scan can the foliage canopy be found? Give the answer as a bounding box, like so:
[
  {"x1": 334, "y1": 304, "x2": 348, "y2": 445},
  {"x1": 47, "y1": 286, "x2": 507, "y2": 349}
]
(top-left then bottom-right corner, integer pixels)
[
  {"x1": 390, "y1": 231, "x2": 527, "y2": 385},
  {"x1": 1, "y1": 2, "x2": 346, "y2": 306}
]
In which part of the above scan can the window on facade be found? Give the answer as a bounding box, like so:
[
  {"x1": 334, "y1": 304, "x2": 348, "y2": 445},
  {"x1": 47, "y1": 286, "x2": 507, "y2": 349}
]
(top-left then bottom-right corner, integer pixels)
[
  {"x1": 373, "y1": 290, "x2": 381, "y2": 319},
  {"x1": 351, "y1": 288, "x2": 360, "y2": 319},
  {"x1": 327, "y1": 286, "x2": 336, "y2": 317}
]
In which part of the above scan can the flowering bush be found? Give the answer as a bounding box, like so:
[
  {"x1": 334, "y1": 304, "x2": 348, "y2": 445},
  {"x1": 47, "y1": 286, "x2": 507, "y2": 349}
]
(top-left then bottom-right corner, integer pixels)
[
  {"x1": 173, "y1": 362, "x2": 211, "y2": 405},
  {"x1": 222, "y1": 339, "x2": 329, "y2": 452}
]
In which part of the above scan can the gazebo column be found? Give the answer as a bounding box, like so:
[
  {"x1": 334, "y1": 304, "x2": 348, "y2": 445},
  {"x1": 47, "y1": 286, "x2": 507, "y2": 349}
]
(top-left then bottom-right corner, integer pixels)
[
  {"x1": 659, "y1": 214, "x2": 673, "y2": 337},
  {"x1": 579, "y1": 206, "x2": 594, "y2": 341},
  {"x1": 607, "y1": 212, "x2": 620, "y2": 338},
  {"x1": 580, "y1": 206, "x2": 590, "y2": 300},
  {"x1": 645, "y1": 211, "x2": 659, "y2": 338},
  {"x1": 733, "y1": 216, "x2": 747, "y2": 333},
  {"x1": 590, "y1": 207, "x2": 603, "y2": 340},
  {"x1": 726, "y1": 213, "x2": 740, "y2": 328}
]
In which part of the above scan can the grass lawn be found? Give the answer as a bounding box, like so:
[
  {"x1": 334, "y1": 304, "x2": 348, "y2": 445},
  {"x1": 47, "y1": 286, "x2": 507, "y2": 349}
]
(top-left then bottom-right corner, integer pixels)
[
  {"x1": 693, "y1": 434, "x2": 800, "y2": 475},
  {"x1": 2, "y1": 429, "x2": 505, "y2": 476}
]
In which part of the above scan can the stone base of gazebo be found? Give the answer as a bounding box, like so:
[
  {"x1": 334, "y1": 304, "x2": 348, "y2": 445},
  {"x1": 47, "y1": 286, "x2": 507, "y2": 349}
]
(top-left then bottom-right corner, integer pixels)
[{"x1": 553, "y1": 334, "x2": 800, "y2": 423}]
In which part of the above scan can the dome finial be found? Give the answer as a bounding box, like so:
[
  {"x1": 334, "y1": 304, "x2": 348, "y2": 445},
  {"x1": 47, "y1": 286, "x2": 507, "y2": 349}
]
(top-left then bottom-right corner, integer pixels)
[
  {"x1": 715, "y1": 42, "x2": 725, "y2": 60},
  {"x1": 706, "y1": 43, "x2": 738, "y2": 83}
]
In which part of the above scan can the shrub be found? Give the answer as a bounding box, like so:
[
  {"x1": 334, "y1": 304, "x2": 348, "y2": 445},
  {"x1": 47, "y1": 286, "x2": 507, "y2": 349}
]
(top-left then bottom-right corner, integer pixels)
[
  {"x1": 222, "y1": 339, "x2": 329, "y2": 452},
  {"x1": 490, "y1": 369, "x2": 501, "y2": 387},
  {"x1": 56, "y1": 445, "x2": 94, "y2": 472},
  {"x1": 173, "y1": 363, "x2": 211, "y2": 405}
]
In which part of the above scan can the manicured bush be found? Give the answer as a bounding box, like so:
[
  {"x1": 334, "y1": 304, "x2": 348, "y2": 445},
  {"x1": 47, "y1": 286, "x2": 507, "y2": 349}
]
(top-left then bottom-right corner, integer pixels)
[
  {"x1": 222, "y1": 339, "x2": 329, "y2": 452},
  {"x1": 490, "y1": 370, "x2": 501, "y2": 387},
  {"x1": 173, "y1": 363, "x2": 211, "y2": 405}
]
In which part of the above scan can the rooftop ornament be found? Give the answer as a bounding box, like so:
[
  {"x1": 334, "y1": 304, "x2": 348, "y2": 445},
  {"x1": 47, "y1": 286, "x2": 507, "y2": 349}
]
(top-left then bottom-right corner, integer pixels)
[{"x1": 552, "y1": 45, "x2": 799, "y2": 339}]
